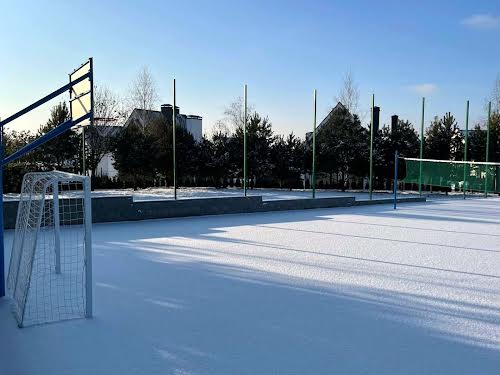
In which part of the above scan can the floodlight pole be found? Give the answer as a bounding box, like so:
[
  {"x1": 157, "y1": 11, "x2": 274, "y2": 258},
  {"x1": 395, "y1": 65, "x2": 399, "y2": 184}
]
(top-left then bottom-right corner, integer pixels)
[
  {"x1": 463, "y1": 100, "x2": 469, "y2": 200},
  {"x1": 485, "y1": 101, "x2": 491, "y2": 197},
  {"x1": 312, "y1": 89, "x2": 317, "y2": 199},
  {"x1": 173, "y1": 79, "x2": 177, "y2": 200},
  {"x1": 419, "y1": 97, "x2": 425, "y2": 195},
  {"x1": 244, "y1": 84, "x2": 248, "y2": 196},
  {"x1": 0, "y1": 120, "x2": 4, "y2": 298},
  {"x1": 369, "y1": 94, "x2": 375, "y2": 200}
]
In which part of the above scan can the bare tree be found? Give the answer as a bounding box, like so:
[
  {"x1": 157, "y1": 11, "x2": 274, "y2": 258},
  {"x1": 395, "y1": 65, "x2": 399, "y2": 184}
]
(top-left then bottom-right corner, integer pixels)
[
  {"x1": 335, "y1": 70, "x2": 360, "y2": 115},
  {"x1": 209, "y1": 120, "x2": 230, "y2": 138},
  {"x1": 490, "y1": 73, "x2": 500, "y2": 113},
  {"x1": 222, "y1": 96, "x2": 255, "y2": 132},
  {"x1": 85, "y1": 85, "x2": 124, "y2": 178},
  {"x1": 127, "y1": 66, "x2": 160, "y2": 129}
]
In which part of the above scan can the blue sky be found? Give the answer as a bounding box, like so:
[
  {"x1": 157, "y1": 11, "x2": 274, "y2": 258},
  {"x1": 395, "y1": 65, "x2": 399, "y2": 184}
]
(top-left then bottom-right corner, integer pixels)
[{"x1": 1, "y1": 0, "x2": 499, "y2": 137}]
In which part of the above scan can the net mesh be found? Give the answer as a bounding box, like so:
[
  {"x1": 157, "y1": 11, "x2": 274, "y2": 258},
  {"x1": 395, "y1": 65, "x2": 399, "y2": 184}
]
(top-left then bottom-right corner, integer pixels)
[
  {"x1": 7, "y1": 171, "x2": 91, "y2": 327},
  {"x1": 402, "y1": 158, "x2": 500, "y2": 193}
]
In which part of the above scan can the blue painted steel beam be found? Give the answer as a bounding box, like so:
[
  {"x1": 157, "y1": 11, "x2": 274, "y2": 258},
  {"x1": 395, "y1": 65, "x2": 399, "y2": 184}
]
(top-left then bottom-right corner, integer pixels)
[
  {"x1": 0, "y1": 72, "x2": 90, "y2": 128},
  {"x1": 0, "y1": 126, "x2": 4, "y2": 297},
  {"x1": 2, "y1": 113, "x2": 90, "y2": 167}
]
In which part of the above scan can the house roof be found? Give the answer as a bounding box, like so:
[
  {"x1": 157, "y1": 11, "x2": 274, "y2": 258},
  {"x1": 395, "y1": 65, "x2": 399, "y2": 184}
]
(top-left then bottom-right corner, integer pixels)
[{"x1": 305, "y1": 102, "x2": 348, "y2": 141}]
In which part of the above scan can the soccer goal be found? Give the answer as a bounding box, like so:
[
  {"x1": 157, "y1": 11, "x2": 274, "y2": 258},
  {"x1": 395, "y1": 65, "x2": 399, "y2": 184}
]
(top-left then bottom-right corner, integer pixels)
[{"x1": 6, "y1": 172, "x2": 92, "y2": 327}]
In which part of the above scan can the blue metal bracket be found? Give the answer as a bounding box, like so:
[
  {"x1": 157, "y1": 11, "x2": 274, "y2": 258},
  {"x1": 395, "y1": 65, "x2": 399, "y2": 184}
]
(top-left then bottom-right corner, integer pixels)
[{"x1": 0, "y1": 72, "x2": 90, "y2": 128}]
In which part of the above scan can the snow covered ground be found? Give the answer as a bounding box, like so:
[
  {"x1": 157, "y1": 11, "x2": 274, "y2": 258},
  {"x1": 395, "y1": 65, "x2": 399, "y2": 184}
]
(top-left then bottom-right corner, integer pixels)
[
  {"x1": 1, "y1": 198, "x2": 499, "y2": 374},
  {"x1": 5, "y1": 186, "x2": 487, "y2": 203}
]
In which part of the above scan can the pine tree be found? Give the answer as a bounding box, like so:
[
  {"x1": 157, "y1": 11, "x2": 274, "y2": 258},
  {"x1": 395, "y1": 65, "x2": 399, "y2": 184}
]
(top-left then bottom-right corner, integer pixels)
[
  {"x1": 316, "y1": 106, "x2": 368, "y2": 189},
  {"x1": 425, "y1": 112, "x2": 464, "y2": 161},
  {"x1": 36, "y1": 102, "x2": 80, "y2": 172}
]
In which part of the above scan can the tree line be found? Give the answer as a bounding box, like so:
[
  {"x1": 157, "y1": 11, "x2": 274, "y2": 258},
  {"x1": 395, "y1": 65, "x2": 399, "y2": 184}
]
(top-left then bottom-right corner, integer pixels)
[
  {"x1": 3, "y1": 68, "x2": 499, "y2": 193},
  {"x1": 3, "y1": 99, "x2": 499, "y2": 193}
]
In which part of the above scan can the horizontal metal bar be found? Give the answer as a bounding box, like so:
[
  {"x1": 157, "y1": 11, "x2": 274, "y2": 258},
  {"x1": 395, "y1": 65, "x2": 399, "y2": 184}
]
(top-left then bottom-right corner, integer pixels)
[
  {"x1": 0, "y1": 72, "x2": 90, "y2": 128},
  {"x1": 69, "y1": 89, "x2": 91, "y2": 102},
  {"x1": 2, "y1": 112, "x2": 90, "y2": 166}
]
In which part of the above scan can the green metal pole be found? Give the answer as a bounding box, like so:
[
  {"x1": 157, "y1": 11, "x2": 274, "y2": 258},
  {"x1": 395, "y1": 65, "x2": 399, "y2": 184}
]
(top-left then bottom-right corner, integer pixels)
[
  {"x1": 312, "y1": 89, "x2": 317, "y2": 199},
  {"x1": 369, "y1": 94, "x2": 374, "y2": 200},
  {"x1": 463, "y1": 100, "x2": 469, "y2": 200},
  {"x1": 485, "y1": 101, "x2": 491, "y2": 197},
  {"x1": 173, "y1": 78, "x2": 177, "y2": 200},
  {"x1": 419, "y1": 97, "x2": 425, "y2": 195},
  {"x1": 243, "y1": 84, "x2": 247, "y2": 197}
]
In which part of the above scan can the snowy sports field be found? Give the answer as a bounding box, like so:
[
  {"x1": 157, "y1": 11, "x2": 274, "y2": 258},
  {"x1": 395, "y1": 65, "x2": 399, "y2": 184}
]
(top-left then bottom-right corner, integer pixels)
[{"x1": 1, "y1": 197, "x2": 499, "y2": 374}]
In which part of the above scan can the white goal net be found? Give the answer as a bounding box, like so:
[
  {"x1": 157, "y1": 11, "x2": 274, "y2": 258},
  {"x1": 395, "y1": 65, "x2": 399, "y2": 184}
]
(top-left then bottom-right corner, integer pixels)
[{"x1": 7, "y1": 171, "x2": 92, "y2": 327}]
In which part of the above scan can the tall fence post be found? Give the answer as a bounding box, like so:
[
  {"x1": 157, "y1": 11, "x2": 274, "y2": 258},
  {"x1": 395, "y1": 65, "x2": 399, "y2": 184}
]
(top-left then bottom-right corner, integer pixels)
[
  {"x1": 393, "y1": 151, "x2": 399, "y2": 210},
  {"x1": 369, "y1": 94, "x2": 375, "y2": 200},
  {"x1": 419, "y1": 97, "x2": 425, "y2": 195},
  {"x1": 243, "y1": 84, "x2": 248, "y2": 197},
  {"x1": 485, "y1": 101, "x2": 491, "y2": 197},
  {"x1": 312, "y1": 89, "x2": 317, "y2": 199},
  {"x1": 173, "y1": 79, "x2": 177, "y2": 200},
  {"x1": 463, "y1": 100, "x2": 469, "y2": 199}
]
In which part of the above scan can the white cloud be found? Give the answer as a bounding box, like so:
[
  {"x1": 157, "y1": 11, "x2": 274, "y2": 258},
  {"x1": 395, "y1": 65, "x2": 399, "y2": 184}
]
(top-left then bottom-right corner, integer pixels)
[
  {"x1": 462, "y1": 14, "x2": 500, "y2": 29},
  {"x1": 410, "y1": 83, "x2": 438, "y2": 95}
]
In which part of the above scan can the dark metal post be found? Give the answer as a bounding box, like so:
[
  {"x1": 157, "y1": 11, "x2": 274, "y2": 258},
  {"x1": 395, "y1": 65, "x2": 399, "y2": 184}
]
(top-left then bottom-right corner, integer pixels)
[
  {"x1": 173, "y1": 79, "x2": 177, "y2": 200},
  {"x1": 312, "y1": 89, "x2": 317, "y2": 198},
  {"x1": 393, "y1": 150, "x2": 398, "y2": 210},
  {"x1": 369, "y1": 94, "x2": 375, "y2": 200}
]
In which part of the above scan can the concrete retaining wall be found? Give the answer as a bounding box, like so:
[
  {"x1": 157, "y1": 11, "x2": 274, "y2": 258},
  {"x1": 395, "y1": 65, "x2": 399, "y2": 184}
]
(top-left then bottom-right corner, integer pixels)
[{"x1": 2, "y1": 195, "x2": 425, "y2": 229}]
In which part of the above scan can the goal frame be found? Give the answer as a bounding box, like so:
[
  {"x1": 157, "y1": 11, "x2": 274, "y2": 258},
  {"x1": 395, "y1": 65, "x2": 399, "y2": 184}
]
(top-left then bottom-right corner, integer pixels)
[{"x1": 7, "y1": 172, "x2": 93, "y2": 326}]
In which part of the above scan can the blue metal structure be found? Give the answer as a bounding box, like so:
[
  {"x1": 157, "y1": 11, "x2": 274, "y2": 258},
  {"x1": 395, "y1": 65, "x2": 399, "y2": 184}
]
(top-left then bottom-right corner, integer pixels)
[{"x1": 0, "y1": 59, "x2": 93, "y2": 298}]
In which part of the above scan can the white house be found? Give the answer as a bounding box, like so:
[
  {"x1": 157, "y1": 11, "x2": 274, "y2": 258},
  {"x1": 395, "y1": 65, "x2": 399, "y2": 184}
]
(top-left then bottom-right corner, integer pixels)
[{"x1": 95, "y1": 104, "x2": 203, "y2": 178}]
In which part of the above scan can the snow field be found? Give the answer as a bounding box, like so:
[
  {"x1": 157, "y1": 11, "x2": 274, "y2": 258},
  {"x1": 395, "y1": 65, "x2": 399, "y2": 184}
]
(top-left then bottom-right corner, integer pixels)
[{"x1": 1, "y1": 197, "x2": 499, "y2": 374}]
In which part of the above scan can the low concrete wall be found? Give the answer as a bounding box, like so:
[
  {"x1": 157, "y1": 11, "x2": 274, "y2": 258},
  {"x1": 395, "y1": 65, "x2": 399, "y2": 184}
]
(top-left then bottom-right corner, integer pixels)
[
  {"x1": 353, "y1": 197, "x2": 426, "y2": 206},
  {"x1": 2, "y1": 195, "x2": 426, "y2": 229},
  {"x1": 261, "y1": 197, "x2": 355, "y2": 212}
]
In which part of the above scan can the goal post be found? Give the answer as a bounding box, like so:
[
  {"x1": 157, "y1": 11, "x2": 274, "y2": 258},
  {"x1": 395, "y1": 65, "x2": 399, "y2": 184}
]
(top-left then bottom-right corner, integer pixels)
[
  {"x1": 0, "y1": 58, "x2": 94, "y2": 299},
  {"x1": 7, "y1": 171, "x2": 92, "y2": 327},
  {"x1": 400, "y1": 157, "x2": 500, "y2": 195}
]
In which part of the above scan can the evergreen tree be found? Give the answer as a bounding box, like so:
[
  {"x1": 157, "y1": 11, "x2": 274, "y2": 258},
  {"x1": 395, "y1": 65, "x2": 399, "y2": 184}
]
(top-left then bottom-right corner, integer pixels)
[
  {"x1": 468, "y1": 125, "x2": 486, "y2": 162},
  {"x1": 271, "y1": 133, "x2": 304, "y2": 189},
  {"x1": 316, "y1": 106, "x2": 368, "y2": 189},
  {"x1": 375, "y1": 120, "x2": 420, "y2": 186},
  {"x1": 146, "y1": 117, "x2": 198, "y2": 186},
  {"x1": 233, "y1": 113, "x2": 274, "y2": 187},
  {"x1": 111, "y1": 122, "x2": 154, "y2": 189},
  {"x1": 36, "y1": 102, "x2": 80, "y2": 171},
  {"x1": 425, "y1": 112, "x2": 464, "y2": 161}
]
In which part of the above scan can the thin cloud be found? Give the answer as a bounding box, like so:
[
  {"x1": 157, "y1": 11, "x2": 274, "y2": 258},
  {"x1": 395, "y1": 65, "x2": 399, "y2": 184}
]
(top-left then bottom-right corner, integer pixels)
[
  {"x1": 410, "y1": 83, "x2": 438, "y2": 96},
  {"x1": 462, "y1": 14, "x2": 500, "y2": 29}
]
